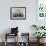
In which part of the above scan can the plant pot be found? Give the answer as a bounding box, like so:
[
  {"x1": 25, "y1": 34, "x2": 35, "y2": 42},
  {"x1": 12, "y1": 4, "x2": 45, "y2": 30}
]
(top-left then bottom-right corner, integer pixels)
[
  {"x1": 40, "y1": 38, "x2": 45, "y2": 43},
  {"x1": 37, "y1": 39, "x2": 45, "y2": 44},
  {"x1": 37, "y1": 39, "x2": 40, "y2": 43}
]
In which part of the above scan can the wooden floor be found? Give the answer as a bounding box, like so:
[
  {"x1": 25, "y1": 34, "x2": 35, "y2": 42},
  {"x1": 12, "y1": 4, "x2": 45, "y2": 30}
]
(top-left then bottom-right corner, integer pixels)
[{"x1": 0, "y1": 42, "x2": 46, "y2": 46}]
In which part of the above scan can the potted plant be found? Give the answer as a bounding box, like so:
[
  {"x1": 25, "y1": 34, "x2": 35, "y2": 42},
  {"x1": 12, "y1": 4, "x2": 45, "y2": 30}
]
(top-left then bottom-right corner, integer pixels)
[
  {"x1": 33, "y1": 32, "x2": 46, "y2": 43},
  {"x1": 32, "y1": 25, "x2": 39, "y2": 30},
  {"x1": 32, "y1": 24, "x2": 45, "y2": 30}
]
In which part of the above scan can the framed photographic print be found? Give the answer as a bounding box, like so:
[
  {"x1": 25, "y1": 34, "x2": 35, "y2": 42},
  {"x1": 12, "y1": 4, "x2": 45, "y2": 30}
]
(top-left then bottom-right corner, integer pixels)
[
  {"x1": 36, "y1": 0, "x2": 46, "y2": 26},
  {"x1": 37, "y1": 0, "x2": 46, "y2": 18},
  {"x1": 10, "y1": 7, "x2": 26, "y2": 20}
]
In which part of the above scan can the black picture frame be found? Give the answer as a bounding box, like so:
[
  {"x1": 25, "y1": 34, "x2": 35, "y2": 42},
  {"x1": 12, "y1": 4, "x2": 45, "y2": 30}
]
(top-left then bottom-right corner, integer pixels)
[{"x1": 10, "y1": 7, "x2": 26, "y2": 20}]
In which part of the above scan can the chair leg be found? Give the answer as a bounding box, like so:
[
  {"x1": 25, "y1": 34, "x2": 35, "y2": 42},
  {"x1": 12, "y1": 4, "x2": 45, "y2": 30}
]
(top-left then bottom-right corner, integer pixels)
[
  {"x1": 4, "y1": 41, "x2": 7, "y2": 46},
  {"x1": 4, "y1": 33, "x2": 7, "y2": 46}
]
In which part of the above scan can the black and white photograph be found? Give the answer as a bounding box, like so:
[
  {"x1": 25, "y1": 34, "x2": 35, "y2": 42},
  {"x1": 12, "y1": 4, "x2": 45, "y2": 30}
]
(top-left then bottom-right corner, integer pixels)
[{"x1": 10, "y1": 7, "x2": 26, "y2": 20}]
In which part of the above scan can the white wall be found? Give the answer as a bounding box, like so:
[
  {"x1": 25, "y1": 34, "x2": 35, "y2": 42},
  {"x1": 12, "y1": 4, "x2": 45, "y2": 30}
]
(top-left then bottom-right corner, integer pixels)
[
  {"x1": 0, "y1": 0, "x2": 37, "y2": 42},
  {"x1": 0, "y1": 0, "x2": 37, "y2": 35}
]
